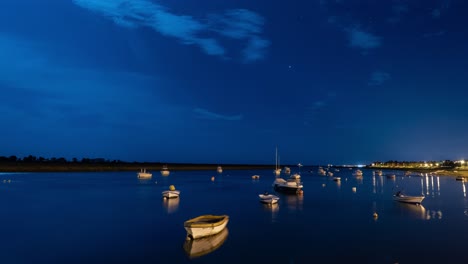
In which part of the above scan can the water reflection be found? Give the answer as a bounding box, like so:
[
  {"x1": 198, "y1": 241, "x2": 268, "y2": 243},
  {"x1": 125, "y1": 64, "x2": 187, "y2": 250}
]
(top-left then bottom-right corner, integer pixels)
[
  {"x1": 396, "y1": 203, "x2": 427, "y2": 220},
  {"x1": 263, "y1": 203, "x2": 279, "y2": 223},
  {"x1": 463, "y1": 181, "x2": 466, "y2": 198},
  {"x1": 372, "y1": 175, "x2": 376, "y2": 194},
  {"x1": 163, "y1": 197, "x2": 179, "y2": 214},
  {"x1": 183, "y1": 228, "x2": 229, "y2": 259},
  {"x1": 425, "y1": 175, "x2": 430, "y2": 196},
  {"x1": 285, "y1": 194, "x2": 303, "y2": 211},
  {"x1": 437, "y1": 176, "x2": 440, "y2": 195},
  {"x1": 425, "y1": 209, "x2": 443, "y2": 220}
]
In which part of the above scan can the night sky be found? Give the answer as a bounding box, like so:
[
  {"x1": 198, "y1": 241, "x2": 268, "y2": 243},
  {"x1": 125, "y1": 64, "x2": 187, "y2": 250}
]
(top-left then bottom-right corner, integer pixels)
[{"x1": 1, "y1": 0, "x2": 467, "y2": 165}]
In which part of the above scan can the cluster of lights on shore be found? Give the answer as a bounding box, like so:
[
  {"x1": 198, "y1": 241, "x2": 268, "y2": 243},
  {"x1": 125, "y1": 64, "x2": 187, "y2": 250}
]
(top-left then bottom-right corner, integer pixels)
[{"x1": 370, "y1": 159, "x2": 466, "y2": 167}]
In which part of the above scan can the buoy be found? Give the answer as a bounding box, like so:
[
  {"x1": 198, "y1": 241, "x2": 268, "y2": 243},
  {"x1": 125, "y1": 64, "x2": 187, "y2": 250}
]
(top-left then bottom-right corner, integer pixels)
[
  {"x1": 352, "y1": 187, "x2": 357, "y2": 193},
  {"x1": 211, "y1": 176, "x2": 215, "y2": 182},
  {"x1": 322, "y1": 184, "x2": 326, "y2": 187},
  {"x1": 373, "y1": 212, "x2": 378, "y2": 218},
  {"x1": 169, "y1": 185, "x2": 175, "y2": 191}
]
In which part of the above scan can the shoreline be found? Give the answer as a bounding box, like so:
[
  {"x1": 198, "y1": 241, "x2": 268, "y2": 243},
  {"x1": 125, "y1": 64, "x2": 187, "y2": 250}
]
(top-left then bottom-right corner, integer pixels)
[
  {"x1": 0, "y1": 163, "x2": 277, "y2": 173},
  {"x1": 1, "y1": 163, "x2": 467, "y2": 177}
]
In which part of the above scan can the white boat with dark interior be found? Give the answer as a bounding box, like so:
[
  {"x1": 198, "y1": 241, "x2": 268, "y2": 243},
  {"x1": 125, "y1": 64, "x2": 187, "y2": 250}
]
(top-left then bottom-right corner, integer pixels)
[
  {"x1": 184, "y1": 215, "x2": 229, "y2": 240},
  {"x1": 393, "y1": 191, "x2": 425, "y2": 205},
  {"x1": 162, "y1": 185, "x2": 180, "y2": 199},
  {"x1": 258, "y1": 192, "x2": 280, "y2": 204},
  {"x1": 273, "y1": 178, "x2": 303, "y2": 194}
]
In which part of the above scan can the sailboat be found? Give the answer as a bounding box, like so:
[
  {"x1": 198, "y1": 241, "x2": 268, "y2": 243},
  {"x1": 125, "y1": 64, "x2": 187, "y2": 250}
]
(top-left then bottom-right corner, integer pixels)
[
  {"x1": 274, "y1": 147, "x2": 281, "y2": 176},
  {"x1": 161, "y1": 165, "x2": 170, "y2": 176}
]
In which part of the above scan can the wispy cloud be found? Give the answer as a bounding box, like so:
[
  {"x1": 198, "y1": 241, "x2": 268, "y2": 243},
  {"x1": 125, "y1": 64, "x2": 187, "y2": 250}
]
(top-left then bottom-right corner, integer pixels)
[
  {"x1": 423, "y1": 30, "x2": 445, "y2": 38},
  {"x1": 368, "y1": 71, "x2": 391, "y2": 86},
  {"x1": 73, "y1": 0, "x2": 269, "y2": 62},
  {"x1": 432, "y1": 9, "x2": 441, "y2": 19},
  {"x1": 346, "y1": 26, "x2": 381, "y2": 50},
  {"x1": 193, "y1": 108, "x2": 243, "y2": 121},
  {"x1": 387, "y1": 3, "x2": 409, "y2": 24}
]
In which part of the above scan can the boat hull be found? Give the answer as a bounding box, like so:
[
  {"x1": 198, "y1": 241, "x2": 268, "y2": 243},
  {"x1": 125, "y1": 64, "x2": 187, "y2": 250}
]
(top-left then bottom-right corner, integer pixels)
[
  {"x1": 393, "y1": 195, "x2": 425, "y2": 204},
  {"x1": 161, "y1": 170, "x2": 170, "y2": 176},
  {"x1": 273, "y1": 184, "x2": 302, "y2": 194},
  {"x1": 183, "y1": 228, "x2": 229, "y2": 259},
  {"x1": 137, "y1": 172, "x2": 152, "y2": 179},
  {"x1": 184, "y1": 215, "x2": 229, "y2": 240},
  {"x1": 162, "y1": 190, "x2": 180, "y2": 199},
  {"x1": 259, "y1": 194, "x2": 279, "y2": 204}
]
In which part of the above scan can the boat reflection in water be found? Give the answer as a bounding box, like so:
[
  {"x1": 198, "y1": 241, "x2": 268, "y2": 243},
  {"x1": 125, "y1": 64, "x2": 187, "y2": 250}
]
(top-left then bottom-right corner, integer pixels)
[
  {"x1": 262, "y1": 202, "x2": 279, "y2": 223},
  {"x1": 183, "y1": 228, "x2": 229, "y2": 259},
  {"x1": 285, "y1": 194, "x2": 303, "y2": 211},
  {"x1": 162, "y1": 197, "x2": 179, "y2": 214},
  {"x1": 395, "y1": 203, "x2": 427, "y2": 220}
]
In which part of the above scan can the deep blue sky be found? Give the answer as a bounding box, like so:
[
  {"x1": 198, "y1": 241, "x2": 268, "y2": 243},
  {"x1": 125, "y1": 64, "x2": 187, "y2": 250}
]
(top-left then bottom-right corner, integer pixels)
[{"x1": 1, "y1": 0, "x2": 467, "y2": 165}]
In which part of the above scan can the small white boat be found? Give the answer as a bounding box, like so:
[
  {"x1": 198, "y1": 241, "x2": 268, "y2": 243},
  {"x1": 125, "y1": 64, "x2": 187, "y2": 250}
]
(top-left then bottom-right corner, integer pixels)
[
  {"x1": 290, "y1": 173, "x2": 301, "y2": 180},
  {"x1": 217, "y1": 166, "x2": 223, "y2": 174},
  {"x1": 353, "y1": 169, "x2": 363, "y2": 177},
  {"x1": 273, "y1": 178, "x2": 303, "y2": 194},
  {"x1": 327, "y1": 171, "x2": 334, "y2": 177},
  {"x1": 318, "y1": 167, "x2": 326, "y2": 175},
  {"x1": 183, "y1": 228, "x2": 229, "y2": 259},
  {"x1": 162, "y1": 190, "x2": 180, "y2": 199},
  {"x1": 251, "y1": 175, "x2": 260, "y2": 180},
  {"x1": 161, "y1": 165, "x2": 170, "y2": 176},
  {"x1": 184, "y1": 215, "x2": 229, "y2": 240},
  {"x1": 393, "y1": 191, "x2": 425, "y2": 204},
  {"x1": 137, "y1": 168, "x2": 152, "y2": 179},
  {"x1": 258, "y1": 192, "x2": 280, "y2": 204},
  {"x1": 332, "y1": 177, "x2": 341, "y2": 181}
]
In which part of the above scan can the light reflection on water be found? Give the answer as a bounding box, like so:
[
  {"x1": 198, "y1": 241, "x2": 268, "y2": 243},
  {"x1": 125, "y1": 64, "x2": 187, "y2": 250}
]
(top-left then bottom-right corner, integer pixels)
[{"x1": 163, "y1": 197, "x2": 180, "y2": 214}]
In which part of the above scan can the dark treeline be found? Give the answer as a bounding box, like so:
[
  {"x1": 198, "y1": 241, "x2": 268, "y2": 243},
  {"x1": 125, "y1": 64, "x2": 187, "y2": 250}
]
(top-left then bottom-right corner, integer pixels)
[
  {"x1": 0, "y1": 155, "x2": 277, "y2": 172},
  {"x1": 0, "y1": 155, "x2": 129, "y2": 164}
]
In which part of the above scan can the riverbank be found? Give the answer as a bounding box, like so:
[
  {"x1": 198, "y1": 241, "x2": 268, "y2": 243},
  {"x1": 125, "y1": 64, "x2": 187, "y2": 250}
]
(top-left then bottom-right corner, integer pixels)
[{"x1": 0, "y1": 162, "x2": 276, "y2": 173}]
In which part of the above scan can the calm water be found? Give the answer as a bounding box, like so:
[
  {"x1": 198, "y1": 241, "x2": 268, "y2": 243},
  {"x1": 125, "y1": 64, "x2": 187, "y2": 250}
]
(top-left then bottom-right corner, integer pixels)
[{"x1": 1, "y1": 168, "x2": 468, "y2": 264}]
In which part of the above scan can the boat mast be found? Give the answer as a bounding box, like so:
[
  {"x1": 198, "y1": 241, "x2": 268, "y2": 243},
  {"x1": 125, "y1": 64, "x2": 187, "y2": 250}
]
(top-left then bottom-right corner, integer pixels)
[{"x1": 275, "y1": 146, "x2": 278, "y2": 171}]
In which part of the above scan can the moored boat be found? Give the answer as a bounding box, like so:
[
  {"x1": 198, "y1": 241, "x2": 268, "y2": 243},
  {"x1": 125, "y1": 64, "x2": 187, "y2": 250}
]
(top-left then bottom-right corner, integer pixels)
[
  {"x1": 258, "y1": 192, "x2": 280, "y2": 204},
  {"x1": 137, "y1": 168, "x2": 152, "y2": 179},
  {"x1": 161, "y1": 165, "x2": 170, "y2": 176},
  {"x1": 184, "y1": 215, "x2": 229, "y2": 240},
  {"x1": 251, "y1": 175, "x2": 260, "y2": 180},
  {"x1": 272, "y1": 178, "x2": 303, "y2": 194},
  {"x1": 290, "y1": 173, "x2": 301, "y2": 180},
  {"x1": 217, "y1": 166, "x2": 223, "y2": 174},
  {"x1": 162, "y1": 190, "x2": 180, "y2": 199},
  {"x1": 393, "y1": 191, "x2": 425, "y2": 204},
  {"x1": 162, "y1": 184, "x2": 180, "y2": 199},
  {"x1": 353, "y1": 169, "x2": 363, "y2": 177}
]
